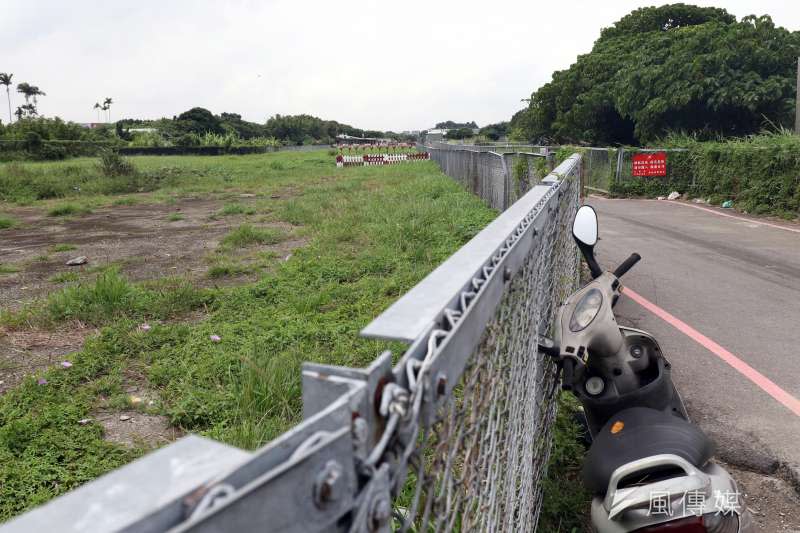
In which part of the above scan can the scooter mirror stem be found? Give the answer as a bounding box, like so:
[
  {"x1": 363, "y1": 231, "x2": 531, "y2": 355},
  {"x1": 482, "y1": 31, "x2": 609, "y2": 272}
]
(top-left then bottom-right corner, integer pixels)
[
  {"x1": 577, "y1": 241, "x2": 603, "y2": 279},
  {"x1": 537, "y1": 336, "x2": 560, "y2": 358}
]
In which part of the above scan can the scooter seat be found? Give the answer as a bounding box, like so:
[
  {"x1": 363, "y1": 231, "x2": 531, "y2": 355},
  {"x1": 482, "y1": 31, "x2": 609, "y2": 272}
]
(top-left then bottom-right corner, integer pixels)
[{"x1": 582, "y1": 407, "x2": 713, "y2": 494}]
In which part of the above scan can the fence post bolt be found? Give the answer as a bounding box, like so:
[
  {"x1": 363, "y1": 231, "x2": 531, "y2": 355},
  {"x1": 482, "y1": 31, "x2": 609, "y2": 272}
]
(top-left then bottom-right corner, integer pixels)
[
  {"x1": 313, "y1": 460, "x2": 343, "y2": 509},
  {"x1": 436, "y1": 374, "x2": 447, "y2": 398},
  {"x1": 352, "y1": 416, "x2": 368, "y2": 445}
]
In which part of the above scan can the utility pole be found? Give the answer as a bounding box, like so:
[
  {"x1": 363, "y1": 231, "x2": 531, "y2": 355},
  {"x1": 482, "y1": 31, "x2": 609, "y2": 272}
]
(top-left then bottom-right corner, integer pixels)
[{"x1": 796, "y1": 57, "x2": 800, "y2": 134}]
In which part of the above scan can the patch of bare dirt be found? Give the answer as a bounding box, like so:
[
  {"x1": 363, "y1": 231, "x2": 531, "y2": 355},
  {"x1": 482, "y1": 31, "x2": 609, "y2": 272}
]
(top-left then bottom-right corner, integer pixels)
[
  {"x1": 94, "y1": 410, "x2": 183, "y2": 448},
  {"x1": 0, "y1": 197, "x2": 304, "y2": 311},
  {"x1": 0, "y1": 325, "x2": 94, "y2": 393},
  {"x1": 723, "y1": 462, "x2": 800, "y2": 532},
  {"x1": 86, "y1": 362, "x2": 184, "y2": 448}
]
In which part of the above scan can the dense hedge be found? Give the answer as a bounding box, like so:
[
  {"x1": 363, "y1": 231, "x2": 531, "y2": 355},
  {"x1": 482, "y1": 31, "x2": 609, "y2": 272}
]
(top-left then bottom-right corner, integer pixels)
[
  {"x1": 118, "y1": 145, "x2": 279, "y2": 156},
  {"x1": 0, "y1": 140, "x2": 118, "y2": 161},
  {"x1": 610, "y1": 135, "x2": 800, "y2": 218},
  {"x1": 0, "y1": 141, "x2": 332, "y2": 160}
]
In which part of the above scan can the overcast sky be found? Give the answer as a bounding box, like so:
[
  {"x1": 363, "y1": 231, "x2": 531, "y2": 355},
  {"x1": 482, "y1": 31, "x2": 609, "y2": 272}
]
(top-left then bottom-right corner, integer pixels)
[{"x1": 2, "y1": 1, "x2": 798, "y2": 131}]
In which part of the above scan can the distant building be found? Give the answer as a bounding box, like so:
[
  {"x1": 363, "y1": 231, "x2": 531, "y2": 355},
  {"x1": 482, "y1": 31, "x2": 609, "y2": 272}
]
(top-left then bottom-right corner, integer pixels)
[
  {"x1": 425, "y1": 129, "x2": 448, "y2": 142},
  {"x1": 78, "y1": 122, "x2": 107, "y2": 129},
  {"x1": 336, "y1": 134, "x2": 389, "y2": 144}
]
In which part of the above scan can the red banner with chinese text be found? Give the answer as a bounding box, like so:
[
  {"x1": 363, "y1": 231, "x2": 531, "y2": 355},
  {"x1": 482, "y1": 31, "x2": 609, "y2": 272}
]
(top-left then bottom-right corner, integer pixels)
[{"x1": 632, "y1": 152, "x2": 667, "y2": 177}]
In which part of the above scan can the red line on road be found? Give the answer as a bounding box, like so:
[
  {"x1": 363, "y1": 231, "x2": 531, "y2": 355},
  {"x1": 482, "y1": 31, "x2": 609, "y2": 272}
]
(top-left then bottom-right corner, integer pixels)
[{"x1": 624, "y1": 287, "x2": 800, "y2": 417}]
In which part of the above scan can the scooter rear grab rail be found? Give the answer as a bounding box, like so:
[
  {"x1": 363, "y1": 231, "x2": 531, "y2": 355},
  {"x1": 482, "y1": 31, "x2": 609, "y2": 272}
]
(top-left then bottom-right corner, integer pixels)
[{"x1": 604, "y1": 454, "x2": 709, "y2": 520}]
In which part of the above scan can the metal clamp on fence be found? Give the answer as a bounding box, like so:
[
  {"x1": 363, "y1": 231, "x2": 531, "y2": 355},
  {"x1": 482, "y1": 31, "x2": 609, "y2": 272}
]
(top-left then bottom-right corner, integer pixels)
[{"x1": 1, "y1": 151, "x2": 582, "y2": 533}]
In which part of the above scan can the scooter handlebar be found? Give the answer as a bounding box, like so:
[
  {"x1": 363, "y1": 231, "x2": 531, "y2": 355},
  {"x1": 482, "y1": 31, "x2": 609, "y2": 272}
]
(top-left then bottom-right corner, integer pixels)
[{"x1": 613, "y1": 253, "x2": 641, "y2": 279}]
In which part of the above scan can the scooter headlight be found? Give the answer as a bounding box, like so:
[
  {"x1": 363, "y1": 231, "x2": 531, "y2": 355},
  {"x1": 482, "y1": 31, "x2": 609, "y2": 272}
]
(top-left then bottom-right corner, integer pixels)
[{"x1": 569, "y1": 288, "x2": 603, "y2": 332}]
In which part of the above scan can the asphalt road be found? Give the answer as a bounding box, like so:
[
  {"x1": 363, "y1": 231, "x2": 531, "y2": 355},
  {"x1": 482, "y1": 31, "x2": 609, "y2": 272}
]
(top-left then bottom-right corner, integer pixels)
[{"x1": 586, "y1": 197, "x2": 800, "y2": 482}]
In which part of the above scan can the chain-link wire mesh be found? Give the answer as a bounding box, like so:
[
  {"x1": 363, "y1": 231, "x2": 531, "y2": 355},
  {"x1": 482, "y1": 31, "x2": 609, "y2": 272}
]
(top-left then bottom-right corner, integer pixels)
[
  {"x1": 616, "y1": 148, "x2": 691, "y2": 185},
  {"x1": 432, "y1": 150, "x2": 507, "y2": 210},
  {"x1": 582, "y1": 147, "x2": 616, "y2": 193},
  {"x1": 504, "y1": 152, "x2": 551, "y2": 206},
  {"x1": 394, "y1": 176, "x2": 580, "y2": 532},
  {"x1": 427, "y1": 146, "x2": 552, "y2": 211},
  {"x1": 598, "y1": 148, "x2": 692, "y2": 197}
]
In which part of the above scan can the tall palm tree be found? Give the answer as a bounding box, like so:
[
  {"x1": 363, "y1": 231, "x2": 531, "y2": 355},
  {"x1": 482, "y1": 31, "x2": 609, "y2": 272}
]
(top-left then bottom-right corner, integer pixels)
[
  {"x1": 14, "y1": 106, "x2": 23, "y2": 121},
  {"x1": 31, "y1": 85, "x2": 45, "y2": 113},
  {"x1": 93, "y1": 102, "x2": 102, "y2": 122},
  {"x1": 0, "y1": 73, "x2": 12, "y2": 124},
  {"x1": 16, "y1": 83, "x2": 45, "y2": 116},
  {"x1": 16, "y1": 82, "x2": 33, "y2": 104},
  {"x1": 103, "y1": 97, "x2": 113, "y2": 123}
]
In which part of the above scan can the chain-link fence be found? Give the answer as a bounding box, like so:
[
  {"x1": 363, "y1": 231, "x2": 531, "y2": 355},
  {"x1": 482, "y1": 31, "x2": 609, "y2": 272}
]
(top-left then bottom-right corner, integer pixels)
[
  {"x1": 612, "y1": 148, "x2": 693, "y2": 196},
  {"x1": 2, "y1": 153, "x2": 582, "y2": 533},
  {"x1": 581, "y1": 147, "x2": 616, "y2": 193},
  {"x1": 577, "y1": 147, "x2": 693, "y2": 195},
  {"x1": 391, "y1": 174, "x2": 579, "y2": 531},
  {"x1": 425, "y1": 144, "x2": 554, "y2": 211},
  {"x1": 425, "y1": 140, "x2": 549, "y2": 155}
]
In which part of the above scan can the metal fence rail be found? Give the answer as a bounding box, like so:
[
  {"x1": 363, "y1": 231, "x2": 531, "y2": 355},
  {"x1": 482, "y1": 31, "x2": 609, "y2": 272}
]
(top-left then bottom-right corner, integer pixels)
[
  {"x1": 1, "y1": 152, "x2": 582, "y2": 533},
  {"x1": 425, "y1": 140, "x2": 550, "y2": 155}
]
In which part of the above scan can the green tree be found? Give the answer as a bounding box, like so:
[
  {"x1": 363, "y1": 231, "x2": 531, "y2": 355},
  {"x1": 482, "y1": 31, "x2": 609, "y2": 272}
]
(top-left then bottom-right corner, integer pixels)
[
  {"x1": 517, "y1": 4, "x2": 800, "y2": 144},
  {"x1": 219, "y1": 112, "x2": 266, "y2": 139},
  {"x1": 479, "y1": 121, "x2": 509, "y2": 141},
  {"x1": 435, "y1": 120, "x2": 478, "y2": 129},
  {"x1": 103, "y1": 97, "x2": 113, "y2": 122},
  {"x1": 264, "y1": 114, "x2": 364, "y2": 145},
  {"x1": 175, "y1": 107, "x2": 224, "y2": 135},
  {"x1": 444, "y1": 127, "x2": 474, "y2": 140},
  {"x1": 15, "y1": 83, "x2": 45, "y2": 117},
  {"x1": 0, "y1": 73, "x2": 12, "y2": 124}
]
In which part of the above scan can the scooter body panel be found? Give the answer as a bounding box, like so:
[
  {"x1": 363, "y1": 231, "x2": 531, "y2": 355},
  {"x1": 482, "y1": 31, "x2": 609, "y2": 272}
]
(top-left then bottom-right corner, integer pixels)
[{"x1": 576, "y1": 327, "x2": 689, "y2": 436}]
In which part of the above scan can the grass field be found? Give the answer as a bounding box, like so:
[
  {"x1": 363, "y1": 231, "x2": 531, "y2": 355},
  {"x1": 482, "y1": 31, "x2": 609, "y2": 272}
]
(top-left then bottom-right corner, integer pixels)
[{"x1": 0, "y1": 150, "x2": 496, "y2": 519}]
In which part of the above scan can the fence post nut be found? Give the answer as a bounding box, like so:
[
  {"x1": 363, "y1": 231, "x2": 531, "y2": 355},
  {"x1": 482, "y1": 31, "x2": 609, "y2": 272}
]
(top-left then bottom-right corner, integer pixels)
[
  {"x1": 369, "y1": 496, "x2": 391, "y2": 531},
  {"x1": 352, "y1": 416, "x2": 368, "y2": 445},
  {"x1": 313, "y1": 460, "x2": 343, "y2": 509},
  {"x1": 436, "y1": 374, "x2": 447, "y2": 398}
]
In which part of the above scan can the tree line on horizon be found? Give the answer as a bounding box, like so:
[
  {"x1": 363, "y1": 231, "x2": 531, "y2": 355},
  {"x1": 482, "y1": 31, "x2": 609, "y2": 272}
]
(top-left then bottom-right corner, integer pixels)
[
  {"x1": 509, "y1": 3, "x2": 800, "y2": 145},
  {"x1": 117, "y1": 108, "x2": 416, "y2": 146},
  {"x1": 0, "y1": 103, "x2": 418, "y2": 152},
  {"x1": 0, "y1": 70, "x2": 416, "y2": 148}
]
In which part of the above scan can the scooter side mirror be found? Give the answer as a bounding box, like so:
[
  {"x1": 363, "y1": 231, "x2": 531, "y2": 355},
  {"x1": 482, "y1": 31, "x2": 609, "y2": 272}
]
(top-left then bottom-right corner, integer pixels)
[
  {"x1": 573, "y1": 205, "x2": 598, "y2": 247},
  {"x1": 573, "y1": 205, "x2": 604, "y2": 278}
]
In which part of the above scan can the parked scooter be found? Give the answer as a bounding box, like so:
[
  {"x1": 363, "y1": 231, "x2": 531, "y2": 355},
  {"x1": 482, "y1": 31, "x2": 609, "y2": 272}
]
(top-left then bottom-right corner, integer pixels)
[{"x1": 539, "y1": 205, "x2": 753, "y2": 532}]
